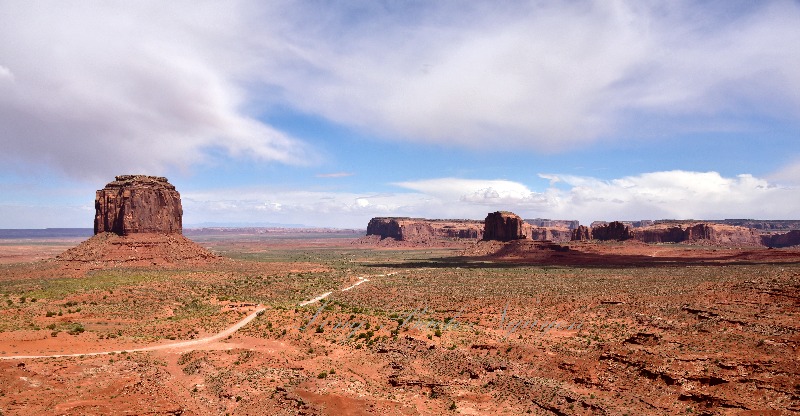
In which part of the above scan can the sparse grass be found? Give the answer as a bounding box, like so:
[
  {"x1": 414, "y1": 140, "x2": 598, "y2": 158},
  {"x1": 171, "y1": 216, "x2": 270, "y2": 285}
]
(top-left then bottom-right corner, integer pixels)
[{"x1": 0, "y1": 235, "x2": 797, "y2": 415}]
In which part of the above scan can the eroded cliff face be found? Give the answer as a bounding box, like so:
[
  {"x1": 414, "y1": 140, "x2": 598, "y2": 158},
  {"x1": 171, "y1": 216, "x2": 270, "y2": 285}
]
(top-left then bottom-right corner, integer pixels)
[
  {"x1": 366, "y1": 218, "x2": 483, "y2": 242},
  {"x1": 94, "y1": 175, "x2": 182, "y2": 236},
  {"x1": 762, "y1": 230, "x2": 800, "y2": 248},
  {"x1": 636, "y1": 226, "x2": 687, "y2": 243},
  {"x1": 60, "y1": 175, "x2": 215, "y2": 267},
  {"x1": 634, "y1": 223, "x2": 762, "y2": 246},
  {"x1": 571, "y1": 225, "x2": 592, "y2": 241},
  {"x1": 529, "y1": 227, "x2": 572, "y2": 243},
  {"x1": 591, "y1": 221, "x2": 634, "y2": 241},
  {"x1": 483, "y1": 211, "x2": 528, "y2": 242}
]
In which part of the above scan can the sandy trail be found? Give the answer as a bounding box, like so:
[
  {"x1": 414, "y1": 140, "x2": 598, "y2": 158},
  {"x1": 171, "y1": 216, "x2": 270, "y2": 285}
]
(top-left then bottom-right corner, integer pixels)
[
  {"x1": 0, "y1": 305, "x2": 266, "y2": 360},
  {"x1": 298, "y1": 292, "x2": 333, "y2": 307},
  {"x1": 297, "y1": 271, "x2": 401, "y2": 306},
  {"x1": 2, "y1": 271, "x2": 389, "y2": 360},
  {"x1": 341, "y1": 277, "x2": 369, "y2": 291}
]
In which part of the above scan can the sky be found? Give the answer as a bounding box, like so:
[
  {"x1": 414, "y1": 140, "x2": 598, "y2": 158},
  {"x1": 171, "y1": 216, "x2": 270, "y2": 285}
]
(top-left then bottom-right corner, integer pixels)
[{"x1": 1, "y1": 0, "x2": 799, "y2": 229}]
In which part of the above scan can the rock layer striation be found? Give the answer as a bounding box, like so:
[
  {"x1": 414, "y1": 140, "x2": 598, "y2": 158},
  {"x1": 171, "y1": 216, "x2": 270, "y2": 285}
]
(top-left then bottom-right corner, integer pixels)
[
  {"x1": 366, "y1": 218, "x2": 483, "y2": 242},
  {"x1": 94, "y1": 175, "x2": 182, "y2": 235},
  {"x1": 591, "y1": 221, "x2": 634, "y2": 241},
  {"x1": 483, "y1": 211, "x2": 529, "y2": 242}
]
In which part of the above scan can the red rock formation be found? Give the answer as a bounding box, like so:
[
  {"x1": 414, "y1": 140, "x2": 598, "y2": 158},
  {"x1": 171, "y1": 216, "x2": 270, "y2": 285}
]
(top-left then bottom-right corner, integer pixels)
[
  {"x1": 570, "y1": 225, "x2": 592, "y2": 241},
  {"x1": 686, "y1": 224, "x2": 762, "y2": 245},
  {"x1": 366, "y1": 218, "x2": 406, "y2": 240},
  {"x1": 57, "y1": 232, "x2": 216, "y2": 267},
  {"x1": 366, "y1": 218, "x2": 483, "y2": 242},
  {"x1": 483, "y1": 211, "x2": 528, "y2": 242},
  {"x1": 525, "y1": 218, "x2": 580, "y2": 229},
  {"x1": 591, "y1": 221, "x2": 634, "y2": 241},
  {"x1": 530, "y1": 227, "x2": 572, "y2": 243},
  {"x1": 636, "y1": 226, "x2": 686, "y2": 243},
  {"x1": 94, "y1": 175, "x2": 182, "y2": 235},
  {"x1": 634, "y1": 223, "x2": 762, "y2": 246},
  {"x1": 59, "y1": 175, "x2": 216, "y2": 268},
  {"x1": 762, "y1": 230, "x2": 800, "y2": 247},
  {"x1": 685, "y1": 223, "x2": 713, "y2": 241}
]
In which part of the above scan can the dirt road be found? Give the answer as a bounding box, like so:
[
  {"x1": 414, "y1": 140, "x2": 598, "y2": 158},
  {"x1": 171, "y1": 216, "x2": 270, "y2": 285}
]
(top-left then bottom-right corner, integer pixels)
[{"x1": 0, "y1": 305, "x2": 266, "y2": 360}]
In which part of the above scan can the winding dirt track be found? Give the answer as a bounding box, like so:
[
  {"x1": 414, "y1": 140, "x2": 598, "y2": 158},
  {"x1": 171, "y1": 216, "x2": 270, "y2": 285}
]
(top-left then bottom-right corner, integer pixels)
[
  {"x1": 0, "y1": 271, "x2": 391, "y2": 360},
  {"x1": 297, "y1": 271, "x2": 399, "y2": 306},
  {"x1": 0, "y1": 305, "x2": 267, "y2": 360}
]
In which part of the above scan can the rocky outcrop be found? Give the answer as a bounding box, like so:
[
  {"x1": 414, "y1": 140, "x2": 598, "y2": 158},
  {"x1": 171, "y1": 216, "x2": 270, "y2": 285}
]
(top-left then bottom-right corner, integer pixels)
[
  {"x1": 464, "y1": 239, "x2": 570, "y2": 258},
  {"x1": 94, "y1": 175, "x2": 182, "y2": 235},
  {"x1": 697, "y1": 219, "x2": 800, "y2": 231},
  {"x1": 762, "y1": 230, "x2": 800, "y2": 248},
  {"x1": 592, "y1": 221, "x2": 634, "y2": 241},
  {"x1": 483, "y1": 211, "x2": 528, "y2": 242},
  {"x1": 60, "y1": 175, "x2": 216, "y2": 268},
  {"x1": 367, "y1": 218, "x2": 411, "y2": 240},
  {"x1": 525, "y1": 219, "x2": 580, "y2": 229},
  {"x1": 529, "y1": 227, "x2": 572, "y2": 243},
  {"x1": 57, "y1": 232, "x2": 216, "y2": 267},
  {"x1": 571, "y1": 225, "x2": 592, "y2": 241},
  {"x1": 636, "y1": 226, "x2": 687, "y2": 243},
  {"x1": 439, "y1": 224, "x2": 483, "y2": 239},
  {"x1": 366, "y1": 218, "x2": 483, "y2": 242},
  {"x1": 635, "y1": 223, "x2": 762, "y2": 246},
  {"x1": 592, "y1": 220, "x2": 652, "y2": 228}
]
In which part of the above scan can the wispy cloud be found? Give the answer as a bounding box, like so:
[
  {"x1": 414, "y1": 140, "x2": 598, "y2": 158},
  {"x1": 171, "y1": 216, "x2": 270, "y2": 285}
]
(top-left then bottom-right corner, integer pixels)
[
  {"x1": 315, "y1": 172, "x2": 354, "y2": 178},
  {"x1": 173, "y1": 170, "x2": 799, "y2": 228},
  {"x1": 3, "y1": 169, "x2": 795, "y2": 228},
  {"x1": 270, "y1": 1, "x2": 800, "y2": 149},
  {"x1": 768, "y1": 159, "x2": 800, "y2": 186},
  {"x1": 0, "y1": 1, "x2": 797, "y2": 179},
  {"x1": 0, "y1": 2, "x2": 316, "y2": 179},
  {"x1": 537, "y1": 171, "x2": 798, "y2": 222}
]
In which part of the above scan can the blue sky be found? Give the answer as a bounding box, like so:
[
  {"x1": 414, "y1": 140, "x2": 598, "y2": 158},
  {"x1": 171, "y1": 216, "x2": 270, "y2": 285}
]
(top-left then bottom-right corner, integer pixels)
[{"x1": 1, "y1": 1, "x2": 799, "y2": 228}]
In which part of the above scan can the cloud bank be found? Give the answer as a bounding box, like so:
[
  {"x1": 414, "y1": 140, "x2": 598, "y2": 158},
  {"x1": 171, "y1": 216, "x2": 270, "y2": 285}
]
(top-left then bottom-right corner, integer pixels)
[
  {"x1": 1, "y1": 170, "x2": 795, "y2": 228},
  {"x1": 1, "y1": 1, "x2": 798, "y2": 178},
  {"x1": 174, "y1": 171, "x2": 799, "y2": 228},
  {"x1": 274, "y1": 1, "x2": 800, "y2": 149},
  {"x1": 0, "y1": 2, "x2": 315, "y2": 179}
]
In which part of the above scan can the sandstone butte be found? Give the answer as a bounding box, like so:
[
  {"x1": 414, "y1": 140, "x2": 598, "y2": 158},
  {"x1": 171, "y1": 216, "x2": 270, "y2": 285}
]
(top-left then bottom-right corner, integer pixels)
[
  {"x1": 482, "y1": 211, "x2": 529, "y2": 242},
  {"x1": 366, "y1": 217, "x2": 484, "y2": 242},
  {"x1": 365, "y1": 213, "x2": 800, "y2": 248},
  {"x1": 571, "y1": 225, "x2": 592, "y2": 241},
  {"x1": 58, "y1": 175, "x2": 215, "y2": 267},
  {"x1": 591, "y1": 221, "x2": 635, "y2": 241},
  {"x1": 94, "y1": 175, "x2": 182, "y2": 235}
]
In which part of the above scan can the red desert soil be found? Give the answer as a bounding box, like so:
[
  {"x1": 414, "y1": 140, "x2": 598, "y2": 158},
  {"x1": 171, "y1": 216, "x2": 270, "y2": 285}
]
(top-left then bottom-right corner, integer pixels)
[
  {"x1": 467, "y1": 239, "x2": 800, "y2": 265},
  {"x1": 56, "y1": 232, "x2": 218, "y2": 269},
  {"x1": 0, "y1": 238, "x2": 85, "y2": 265},
  {"x1": 0, "y1": 235, "x2": 797, "y2": 415}
]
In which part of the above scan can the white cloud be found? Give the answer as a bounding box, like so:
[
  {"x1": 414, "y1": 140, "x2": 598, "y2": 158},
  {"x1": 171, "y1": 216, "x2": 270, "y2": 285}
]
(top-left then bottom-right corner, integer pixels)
[
  {"x1": 0, "y1": 2, "x2": 315, "y2": 179},
  {"x1": 1, "y1": 1, "x2": 798, "y2": 179},
  {"x1": 4, "y1": 170, "x2": 794, "y2": 228},
  {"x1": 179, "y1": 171, "x2": 799, "y2": 228},
  {"x1": 768, "y1": 160, "x2": 800, "y2": 186},
  {"x1": 0, "y1": 65, "x2": 12, "y2": 80},
  {"x1": 315, "y1": 172, "x2": 354, "y2": 178},
  {"x1": 393, "y1": 178, "x2": 533, "y2": 201},
  {"x1": 537, "y1": 171, "x2": 799, "y2": 223},
  {"x1": 393, "y1": 178, "x2": 552, "y2": 209},
  {"x1": 181, "y1": 188, "x2": 433, "y2": 227},
  {"x1": 268, "y1": 1, "x2": 800, "y2": 148}
]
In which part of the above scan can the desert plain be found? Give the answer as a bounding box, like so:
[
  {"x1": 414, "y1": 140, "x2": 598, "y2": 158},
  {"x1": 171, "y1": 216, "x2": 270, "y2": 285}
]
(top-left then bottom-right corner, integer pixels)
[{"x1": 0, "y1": 229, "x2": 798, "y2": 415}]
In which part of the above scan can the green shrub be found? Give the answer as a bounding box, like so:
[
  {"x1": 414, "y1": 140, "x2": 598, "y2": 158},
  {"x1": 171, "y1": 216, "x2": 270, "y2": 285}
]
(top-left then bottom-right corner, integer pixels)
[{"x1": 67, "y1": 324, "x2": 85, "y2": 335}]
